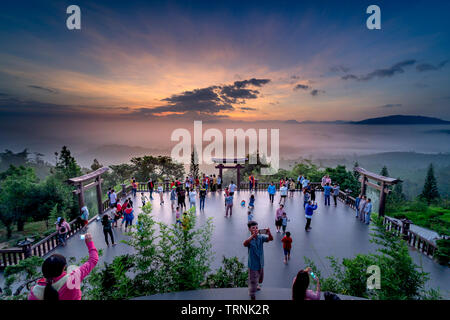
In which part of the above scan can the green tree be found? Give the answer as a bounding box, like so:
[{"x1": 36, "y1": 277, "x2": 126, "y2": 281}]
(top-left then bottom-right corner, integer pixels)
[
  {"x1": 54, "y1": 146, "x2": 82, "y2": 180},
  {"x1": 130, "y1": 155, "x2": 185, "y2": 182},
  {"x1": 90, "y1": 159, "x2": 102, "y2": 171},
  {"x1": 380, "y1": 165, "x2": 389, "y2": 177},
  {"x1": 189, "y1": 146, "x2": 200, "y2": 179},
  {"x1": 0, "y1": 166, "x2": 38, "y2": 234},
  {"x1": 420, "y1": 163, "x2": 440, "y2": 204},
  {"x1": 0, "y1": 149, "x2": 30, "y2": 172}
]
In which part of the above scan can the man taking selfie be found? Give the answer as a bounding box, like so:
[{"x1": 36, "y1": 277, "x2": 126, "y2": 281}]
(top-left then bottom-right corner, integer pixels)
[{"x1": 243, "y1": 221, "x2": 273, "y2": 300}]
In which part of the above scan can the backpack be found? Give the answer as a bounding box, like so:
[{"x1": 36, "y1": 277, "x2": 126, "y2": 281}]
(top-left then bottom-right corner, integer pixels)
[{"x1": 60, "y1": 226, "x2": 66, "y2": 233}]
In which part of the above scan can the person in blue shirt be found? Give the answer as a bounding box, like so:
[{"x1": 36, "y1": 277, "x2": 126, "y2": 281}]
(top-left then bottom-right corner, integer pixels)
[
  {"x1": 267, "y1": 182, "x2": 276, "y2": 204},
  {"x1": 243, "y1": 221, "x2": 273, "y2": 300},
  {"x1": 364, "y1": 198, "x2": 372, "y2": 225},
  {"x1": 305, "y1": 201, "x2": 318, "y2": 231},
  {"x1": 355, "y1": 194, "x2": 361, "y2": 218},
  {"x1": 323, "y1": 183, "x2": 332, "y2": 206}
]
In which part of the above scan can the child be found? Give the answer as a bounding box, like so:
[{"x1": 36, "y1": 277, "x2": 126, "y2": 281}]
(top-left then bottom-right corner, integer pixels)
[
  {"x1": 224, "y1": 187, "x2": 230, "y2": 207},
  {"x1": 247, "y1": 209, "x2": 254, "y2": 222},
  {"x1": 281, "y1": 231, "x2": 292, "y2": 264},
  {"x1": 175, "y1": 206, "x2": 182, "y2": 226},
  {"x1": 248, "y1": 194, "x2": 255, "y2": 212},
  {"x1": 141, "y1": 192, "x2": 148, "y2": 207},
  {"x1": 157, "y1": 184, "x2": 164, "y2": 205},
  {"x1": 188, "y1": 188, "x2": 196, "y2": 209},
  {"x1": 281, "y1": 212, "x2": 290, "y2": 234},
  {"x1": 303, "y1": 191, "x2": 310, "y2": 209},
  {"x1": 225, "y1": 194, "x2": 233, "y2": 217}
]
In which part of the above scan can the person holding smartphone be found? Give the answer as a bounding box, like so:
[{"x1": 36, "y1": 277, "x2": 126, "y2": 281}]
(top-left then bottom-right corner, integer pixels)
[
  {"x1": 243, "y1": 221, "x2": 274, "y2": 300},
  {"x1": 305, "y1": 200, "x2": 318, "y2": 231},
  {"x1": 28, "y1": 233, "x2": 98, "y2": 300},
  {"x1": 292, "y1": 267, "x2": 321, "y2": 300}
]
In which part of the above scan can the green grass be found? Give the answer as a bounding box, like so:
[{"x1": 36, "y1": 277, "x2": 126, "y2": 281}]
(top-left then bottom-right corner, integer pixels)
[
  {"x1": 0, "y1": 220, "x2": 55, "y2": 249},
  {"x1": 389, "y1": 206, "x2": 450, "y2": 236}
]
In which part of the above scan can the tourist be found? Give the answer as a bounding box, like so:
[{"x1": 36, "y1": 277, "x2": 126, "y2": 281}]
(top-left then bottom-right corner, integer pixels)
[
  {"x1": 301, "y1": 176, "x2": 310, "y2": 191},
  {"x1": 323, "y1": 183, "x2": 332, "y2": 206},
  {"x1": 249, "y1": 175, "x2": 255, "y2": 192},
  {"x1": 247, "y1": 209, "x2": 254, "y2": 222},
  {"x1": 212, "y1": 174, "x2": 217, "y2": 192},
  {"x1": 358, "y1": 195, "x2": 367, "y2": 221},
  {"x1": 147, "y1": 178, "x2": 154, "y2": 200},
  {"x1": 281, "y1": 231, "x2": 292, "y2": 264},
  {"x1": 109, "y1": 189, "x2": 117, "y2": 208},
  {"x1": 248, "y1": 194, "x2": 255, "y2": 213},
  {"x1": 267, "y1": 182, "x2": 276, "y2": 204},
  {"x1": 355, "y1": 194, "x2": 362, "y2": 218},
  {"x1": 170, "y1": 186, "x2": 177, "y2": 210},
  {"x1": 113, "y1": 205, "x2": 121, "y2": 228},
  {"x1": 243, "y1": 221, "x2": 273, "y2": 300},
  {"x1": 321, "y1": 174, "x2": 331, "y2": 188},
  {"x1": 217, "y1": 175, "x2": 222, "y2": 190},
  {"x1": 225, "y1": 193, "x2": 234, "y2": 217},
  {"x1": 127, "y1": 197, "x2": 133, "y2": 208},
  {"x1": 279, "y1": 183, "x2": 288, "y2": 205},
  {"x1": 141, "y1": 192, "x2": 148, "y2": 207},
  {"x1": 28, "y1": 233, "x2": 98, "y2": 300},
  {"x1": 332, "y1": 184, "x2": 340, "y2": 206},
  {"x1": 275, "y1": 204, "x2": 285, "y2": 232},
  {"x1": 177, "y1": 185, "x2": 186, "y2": 210},
  {"x1": 224, "y1": 187, "x2": 229, "y2": 207},
  {"x1": 303, "y1": 190, "x2": 310, "y2": 209},
  {"x1": 229, "y1": 181, "x2": 237, "y2": 196},
  {"x1": 296, "y1": 175, "x2": 303, "y2": 189},
  {"x1": 131, "y1": 179, "x2": 138, "y2": 198},
  {"x1": 101, "y1": 214, "x2": 115, "y2": 246},
  {"x1": 199, "y1": 184, "x2": 206, "y2": 210},
  {"x1": 157, "y1": 183, "x2": 164, "y2": 205},
  {"x1": 364, "y1": 198, "x2": 372, "y2": 225},
  {"x1": 56, "y1": 217, "x2": 70, "y2": 247},
  {"x1": 189, "y1": 187, "x2": 197, "y2": 209},
  {"x1": 281, "y1": 212, "x2": 290, "y2": 234},
  {"x1": 80, "y1": 205, "x2": 89, "y2": 231},
  {"x1": 175, "y1": 206, "x2": 182, "y2": 226},
  {"x1": 305, "y1": 200, "x2": 318, "y2": 231},
  {"x1": 123, "y1": 203, "x2": 134, "y2": 232},
  {"x1": 292, "y1": 267, "x2": 321, "y2": 300},
  {"x1": 310, "y1": 186, "x2": 316, "y2": 202},
  {"x1": 289, "y1": 179, "x2": 296, "y2": 198}
]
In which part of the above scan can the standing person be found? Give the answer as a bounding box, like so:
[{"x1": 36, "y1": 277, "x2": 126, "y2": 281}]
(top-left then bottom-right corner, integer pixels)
[
  {"x1": 292, "y1": 267, "x2": 321, "y2": 300},
  {"x1": 358, "y1": 195, "x2": 367, "y2": 221},
  {"x1": 224, "y1": 187, "x2": 230, "y2": 207},
  {"x1": 289, "y1": 180, "x2": 296, "y2": 198},
  {"x1": 364, "y1": 198, "x2": 372, "y2": 225},
  {"x1": 113, "y1": 205, "x2": 121, "y2": 228},
  {"x1": 275, "y1": 204, "x2": 285, "y2": 233},
  {"x1": 147, "y1": 178, "x2": 154, "y2": 200},
  {"x1": 188, "y1": 187, "x2": 197, "y2": 209},
  {"x1": 303, "y1": 190, "x2": 310, "y2": 209},
  {"x1": 355, "y1": 194, "x2": 362, "y2": 218},
  {"x1": 225, "y1": 193, "x2": 234, "y2": 217},
  {"x1": 247, "y1": 208, "x2": 254, "y2": 222},
  {"x1": 212, "y1": 175, "x2": 217, "y2": 192},
  {"x1": 321, "y1": 174, "x2": 331, "y2": 188},
  {"x1": 127, "y1": 197, "x2": 134, "y2": 208},
  {"x1": 332, "y1": 184, "x2": 340, "y2": 206},
  {"x1": 296, "y1": 175, "x2": 303, "y2": 189},
  {"x1": 177, "y1": 186, "x2": 186, "y2": 210},
  {"x1": 281, "y1": 232, "x2": 292, "y2": 264},
  {"x1": 28, "y1": 233, "x2": 98, "y2": 300},
  {"x1": 199, "y1": 185, "x2": 207, "y2": 210},
  {"x1": 229, "y1": 181, "x2": 237, "y2": 196},
  {"x1": 101, "y1": 214, "x2": 115, "y2": 246},
  {"x1": 279, "y1": 183, "x2": 288, "y2": 205},
  {"x1": 281, "y1": 212, "x2": 290, "y2": 234},
  {"x1": 310, "y1": 186, "x2": 316, "y2": 202},
  {"x1": 305, "y1": 201, "x2": 318, "y2": 231},
  {"x1": 157, "y1": 183, "x2": 164, "y2": 205},
  {"x1": 123, "y1": 204, "x2": 134, "y2": 232},
  {"x1": 175, "y1": 206, "x2": 182, "y2": 226},
  {"x1": 110, "y1": 189, "x2": 117, "y2": 209},
  {"x1": 301, "y1": 177, "x2": 310, "y2": 191},
  {"x1": 132, "y1": 180, "x2": 138, "y2": 198},
  {"x1": 249, "y1": 175, "x2": 254, "y2": 192},
  {"x1": 243, "y1": 221, "x2": 273, "y2": 300},
  {"x1": 80, "y1": 206, "x2": 89, "y2": 231},
  {"x1": 56, "y1": 218, "x2": 70, "y2": 247},
  {"x1": 170, "y1": 186, "x2": 177, "y2": 210},
  {"x1": 217, "y1": 175, "x2": 222, "y2": 191},
  {"x1": 141, "y1": 192, "x2": 148, "y2": 207},
  {"x1": 323, "y1": 183, "x2": 332, "y2": 206},
  {"x1": 267, "y1": 182, "x2": 276, "y2": 204},
  {"x1": 248, "y1": 194, "x2": 255, "y2": 215}
]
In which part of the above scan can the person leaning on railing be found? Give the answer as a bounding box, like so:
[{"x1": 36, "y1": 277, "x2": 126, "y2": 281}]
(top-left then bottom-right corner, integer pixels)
[{"x1": 28, "y1": 233, "x2": 98, "y2": 300}]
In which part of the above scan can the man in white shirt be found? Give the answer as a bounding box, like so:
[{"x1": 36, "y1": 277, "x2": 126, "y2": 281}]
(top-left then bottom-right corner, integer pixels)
[
  {"x1": 229, "y1": 181, "x2": 237, "y2": 196},
  {"x1": 109, "y1": 190, "x2": 117, "y2": 208},
  {"x1": 279, "y1": 184, "x2": 288, "y2": 205}
]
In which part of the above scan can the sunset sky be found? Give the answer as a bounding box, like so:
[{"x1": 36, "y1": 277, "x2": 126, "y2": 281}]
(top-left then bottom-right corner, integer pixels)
[{"x1": 0, "y1": 1, "x2": 449, "y2": 160}]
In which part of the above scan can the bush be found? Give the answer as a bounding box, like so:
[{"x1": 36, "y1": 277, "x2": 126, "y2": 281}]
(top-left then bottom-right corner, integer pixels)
[{"x1": 204, "y1": 256, "x2": 248, "y2": 288}]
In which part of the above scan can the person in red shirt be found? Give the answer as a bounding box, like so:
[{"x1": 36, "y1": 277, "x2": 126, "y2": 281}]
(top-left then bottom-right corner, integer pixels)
[{"x1": 281, "y1": 231, "x2": 292, "y2": 264}]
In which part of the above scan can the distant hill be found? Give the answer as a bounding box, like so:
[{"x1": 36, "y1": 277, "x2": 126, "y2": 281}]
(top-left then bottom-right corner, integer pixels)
[
  {"x1": 76, "y1": 144, "x2": 168, "y2": 167},
  {"x1": 350, "y1": 115, "x2": 450, "y2": 125}
]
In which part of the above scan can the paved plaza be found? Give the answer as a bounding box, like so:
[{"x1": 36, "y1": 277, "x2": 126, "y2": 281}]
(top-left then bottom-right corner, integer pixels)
[{"x1": 48, "y1": 190, "x2": 450, "y2": 298}]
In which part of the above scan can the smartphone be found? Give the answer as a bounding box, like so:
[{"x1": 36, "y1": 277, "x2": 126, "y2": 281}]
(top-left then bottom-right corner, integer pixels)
[
  {"x1": 310, "y1": 271, "x2": 316, "y2": 279},
  {"x1": 80, "y1": 234, "x2": 86, "y2": 240},
  {"x1": 258, "y1": 229, "x2": 268, "y2": 234}
]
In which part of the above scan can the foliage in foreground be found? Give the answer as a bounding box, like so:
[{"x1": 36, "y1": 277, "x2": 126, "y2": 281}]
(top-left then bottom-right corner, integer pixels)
[{"x1": 305, "y1": 216, "x2": 442, "y2": 300}]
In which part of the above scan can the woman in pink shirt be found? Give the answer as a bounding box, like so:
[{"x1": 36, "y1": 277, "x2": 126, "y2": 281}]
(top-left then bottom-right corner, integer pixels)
[
  {"x1": 28, "y1": 233, "x2": 98, "y2": 300},
  {"x1": 56, "y1": 217, "x2": 71, "y2": 247},
  {"x1": 292, "y1": 267, "x2": 321, "y2": 300}
]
